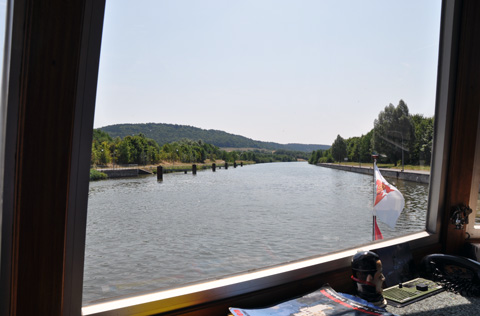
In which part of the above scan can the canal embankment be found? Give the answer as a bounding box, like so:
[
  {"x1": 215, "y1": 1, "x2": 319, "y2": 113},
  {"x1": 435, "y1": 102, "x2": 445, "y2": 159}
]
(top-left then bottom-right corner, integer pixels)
[
  {"x1": 317, "y1": 163, "x2": 430, "y2": 184},
  {"x1": 95, "y1": 161, "x2": 248, "y2": 180}
]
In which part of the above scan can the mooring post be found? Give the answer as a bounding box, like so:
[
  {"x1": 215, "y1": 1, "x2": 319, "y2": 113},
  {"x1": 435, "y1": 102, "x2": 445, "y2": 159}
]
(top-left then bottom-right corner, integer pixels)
[
  {"x1": 225, "y1": 162, "x2": 228, "y2": 169},
  {"x1": 192, "y1": 164, "x2": 197, "y2": 175},
  {"x1": 234, "y1": 162, "x2": 237, "y2": 168},
  {"x1": 240, "y1": 162, "x2": 243, "y2": 167},
  {"x1": 157, "y1": 166, "x2": 163, "y2": 180},
  {"x1": 184, "y1": 170, "x2": 187, "y2": 174},
  {"x1": 212, "y1": 163, "x2": 216, "y2": 172}
]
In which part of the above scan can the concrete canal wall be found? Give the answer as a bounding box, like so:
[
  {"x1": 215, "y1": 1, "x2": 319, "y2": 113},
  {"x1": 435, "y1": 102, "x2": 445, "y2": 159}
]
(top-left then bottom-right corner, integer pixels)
[
  {"x1": 99, "y1": 168, "x2": 139, "y2": 178},
  {"x1": 97, "y1": 162, "x2": 244, "y2": 180},
  {"x1": 317, "y1": 163, "x2": 430, "y2": 184}
]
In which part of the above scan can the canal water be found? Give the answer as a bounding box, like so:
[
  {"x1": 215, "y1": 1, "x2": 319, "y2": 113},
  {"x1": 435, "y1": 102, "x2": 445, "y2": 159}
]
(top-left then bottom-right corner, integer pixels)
[{"x1": 83, "y1": 161, "x2": 428, "y2": 304}]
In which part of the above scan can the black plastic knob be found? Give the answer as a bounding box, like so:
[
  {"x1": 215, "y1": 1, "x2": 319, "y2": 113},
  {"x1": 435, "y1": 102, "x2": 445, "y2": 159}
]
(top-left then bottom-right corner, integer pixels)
[{"x1": 416, "y1": 283, "x2": 428, "y2": 291}]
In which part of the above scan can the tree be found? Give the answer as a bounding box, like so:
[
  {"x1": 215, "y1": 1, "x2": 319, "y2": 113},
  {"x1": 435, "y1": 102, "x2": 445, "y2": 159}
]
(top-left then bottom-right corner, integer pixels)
[
  {"x1": 346, "y1": 137, "x2": 360, "y2": 162},
  {"x1": 411, "y1": 114, "x2": 434, "y2": 165},
  {"x1": 308, "y1": 149, "x2": 324, "y2": 164},
  {"x1": 91, "y1": 143, "x2": 99, "y2": 166},
  {"x1": 373, "y1": 100, "x2": 414, "y2": 166},
  {"x1": 230, "y1": 151, "x2": 239, "y2": 162},
  {"x1": 117, "y1": 139, "x2": 132, "y2": 164},
  {"x1": 420, "y1": 119, "x2": 434, "y2": 165},
  {"x1": 98, "y1": 141, "x2": 111, "y2": 165},
  {"x1": 331, "y1": 135, "x2": 347, "y2": 162},
  {"x1": 359, "y1": 130, "x2": 373, "y2": 162},
  {"x1": 92, "y1": 128, "x2": 113, "y2": 143}
]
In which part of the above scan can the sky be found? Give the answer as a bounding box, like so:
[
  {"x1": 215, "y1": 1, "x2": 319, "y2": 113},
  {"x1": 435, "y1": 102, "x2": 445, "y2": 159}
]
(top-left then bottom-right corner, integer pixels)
[{"x1": 1, "y1": 1, "x2": 442, "y2": 146}]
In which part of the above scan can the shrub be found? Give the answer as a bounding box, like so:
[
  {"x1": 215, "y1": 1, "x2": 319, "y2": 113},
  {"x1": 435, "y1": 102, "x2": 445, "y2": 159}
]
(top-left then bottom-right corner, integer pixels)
[
  {"x1": 90, "y1": 169, "x2": 107, "y2": 181},
  {"x1": 318, "y1": 156, "x2": 334, "y2": 163}
]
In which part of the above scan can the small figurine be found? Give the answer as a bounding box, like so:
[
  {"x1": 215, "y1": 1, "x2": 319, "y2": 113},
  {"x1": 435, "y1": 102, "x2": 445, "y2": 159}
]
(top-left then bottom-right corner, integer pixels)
[{"x1": 351, "y1": 250, "x2": 387, "y2": 308}]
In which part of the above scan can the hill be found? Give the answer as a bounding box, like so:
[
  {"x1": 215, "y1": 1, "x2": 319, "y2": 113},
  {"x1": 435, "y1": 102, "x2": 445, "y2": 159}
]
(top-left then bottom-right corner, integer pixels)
[{"x1": 99, "y1": 123, "x2": 330, "y2": 152}]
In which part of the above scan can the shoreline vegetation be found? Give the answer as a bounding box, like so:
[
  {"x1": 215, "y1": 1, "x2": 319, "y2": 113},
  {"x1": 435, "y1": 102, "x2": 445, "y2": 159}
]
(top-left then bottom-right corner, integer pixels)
[
  {"x1": 332, "y1": 162, "x2": 430, "y2": 172},
  {"x1": 90, "y1": 160, "x2": 258, "y2": 181},
  {"x1": 90, "y1": 159, "x2": 429, "y2": 182},
  {"x1": 90, "y1": 101, "x2": 433, "y2": 181},
  {"x1": 308, "y1": 101, "x2": 433, "y2": 169},
  {"x1": 90, "y1": 129, "x2": 310, "y2": 181},
  {"x1": 98, "y1": 159, "x2": 256, "y2": 173}
]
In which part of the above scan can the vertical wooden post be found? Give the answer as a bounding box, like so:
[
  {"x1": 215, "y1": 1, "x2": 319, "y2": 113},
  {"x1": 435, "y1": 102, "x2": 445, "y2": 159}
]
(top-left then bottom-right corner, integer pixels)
[
  {"x1": 5, "y1": 1, "x2": 106, "y2": 315},
  {"x1": 225, "y1": 162, "x2": 229, "y2": 169},
  {"x1": 442, "y1": 0, "x2": 480, "y2": 254},
  {"x1": 192, "y1": 164, "x2": 197, "y2": 175},
  {"x1": 157, "y1": 166, "x2": 163, "y2": 180},
  {"x1": 234, "y1": 162, "x2": 237, "y2": 168},
  {"x1": 212, "y1": 163, "x2": 216, "y2": 172}
]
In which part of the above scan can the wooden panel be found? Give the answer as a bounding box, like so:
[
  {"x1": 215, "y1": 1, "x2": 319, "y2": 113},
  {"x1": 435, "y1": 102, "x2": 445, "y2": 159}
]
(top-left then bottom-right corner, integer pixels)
[
  {"x1": 9, "y1": 1, "x2": 86, "y2": 315},
  {"x1": 441, "y1": 0, "x2": 480, "y2": 254}
]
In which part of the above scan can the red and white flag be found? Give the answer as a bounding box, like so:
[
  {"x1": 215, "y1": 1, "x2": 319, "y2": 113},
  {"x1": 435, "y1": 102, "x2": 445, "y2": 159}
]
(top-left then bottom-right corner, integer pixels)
[
  {"x1": 373, "y1": 163, "x2": 405, "y2": 229},
  {"x1": 374, "y1": 217, "x2": 384, "y2": 240}
]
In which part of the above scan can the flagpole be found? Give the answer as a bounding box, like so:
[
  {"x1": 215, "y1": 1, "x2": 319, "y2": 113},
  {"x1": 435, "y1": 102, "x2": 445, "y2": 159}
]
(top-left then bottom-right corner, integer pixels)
[
  {"x1": 373, "y1": 161, "x2": 375, "y2": 241},
  {"x1": 372, "y1": 154, "x2": 379, "y2": 241}
]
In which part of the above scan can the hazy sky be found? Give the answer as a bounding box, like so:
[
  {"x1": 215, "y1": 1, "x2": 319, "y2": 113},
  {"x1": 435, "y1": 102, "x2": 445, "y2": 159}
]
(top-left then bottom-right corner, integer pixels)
[{"x1": 1, "y1": 1, "x2": 442, "y2": 145}]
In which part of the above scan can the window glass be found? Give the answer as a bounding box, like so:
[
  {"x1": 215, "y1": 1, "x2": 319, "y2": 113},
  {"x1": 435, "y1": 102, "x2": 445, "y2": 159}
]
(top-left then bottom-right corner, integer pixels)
[
  {"x1": 84, "y1": 0, "x2": 442, "y2": 304},
  {"x1": 0, "y1": 0, "x2": 7, "y2": 103},
  {"x1": 0, "y1": 1, "x2": 8, "y2": 218}
]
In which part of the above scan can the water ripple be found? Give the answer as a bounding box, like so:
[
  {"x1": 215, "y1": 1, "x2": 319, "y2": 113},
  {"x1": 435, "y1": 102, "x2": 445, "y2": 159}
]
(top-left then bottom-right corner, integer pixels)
[{"x1": 84, "y1": 162, "x2": 428, "y2": 304}]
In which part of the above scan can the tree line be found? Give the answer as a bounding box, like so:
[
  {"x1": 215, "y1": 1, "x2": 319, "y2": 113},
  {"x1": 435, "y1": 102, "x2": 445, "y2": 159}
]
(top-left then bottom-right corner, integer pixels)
[
  {"x1": 91, "y1": 130, "x2": 307, "y2": 167},
  {"x1": 100, "y1": 122, "x2": 328, "y2": 152},
  {"x1": 309, "y1": 100, "x2": 434, "y2": 166}
]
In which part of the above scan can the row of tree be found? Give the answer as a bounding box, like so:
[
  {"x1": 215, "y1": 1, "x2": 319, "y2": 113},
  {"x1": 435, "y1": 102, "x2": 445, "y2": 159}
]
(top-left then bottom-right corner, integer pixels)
[
  {"x1": 91, "y1": 130, "x2": 306, "y2": 166},
  {"x1": 92, "y1": 131, "x2": 226, "y2": 166},
  {"x1": 309, "y1": 100, "x2": 434, "y2": 166},
  {"x1": 100, "y1": 123, "x2": 328, "y2": 152}
]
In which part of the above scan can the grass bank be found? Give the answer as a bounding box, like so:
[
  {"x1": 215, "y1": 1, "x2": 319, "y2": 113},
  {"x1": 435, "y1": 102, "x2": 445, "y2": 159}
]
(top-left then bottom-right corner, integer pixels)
[{"x1": 334, "y1": 162, "x2": 430, "y2": 172}]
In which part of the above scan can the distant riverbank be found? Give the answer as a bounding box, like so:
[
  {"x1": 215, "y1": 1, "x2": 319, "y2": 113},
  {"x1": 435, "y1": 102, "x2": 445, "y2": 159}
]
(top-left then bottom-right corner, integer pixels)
[
  {"x1": 317, "y1": 163, "x2": 430, "y2": 184},
  {"x1": 92, "y1": 160, "x2": 256, "y2": 180}
]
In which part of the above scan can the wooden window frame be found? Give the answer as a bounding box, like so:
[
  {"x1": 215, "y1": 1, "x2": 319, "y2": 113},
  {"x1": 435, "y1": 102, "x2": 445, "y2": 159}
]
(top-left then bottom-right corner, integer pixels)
[{"x1": 1, "y1": 0, "x2": 478, "y2": 315}]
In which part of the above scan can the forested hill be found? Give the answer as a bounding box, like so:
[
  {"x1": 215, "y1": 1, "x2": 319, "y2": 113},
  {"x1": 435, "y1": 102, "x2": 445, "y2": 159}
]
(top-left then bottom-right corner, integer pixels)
[{"x1": 99, "y1": 123, "x2": 329, "y2": 152}]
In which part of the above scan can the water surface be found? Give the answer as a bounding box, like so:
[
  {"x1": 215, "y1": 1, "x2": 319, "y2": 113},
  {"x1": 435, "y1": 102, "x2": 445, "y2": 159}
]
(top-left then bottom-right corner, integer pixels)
[{"x1": 84, "y1": 162, "x2": 428, "y2": 304}]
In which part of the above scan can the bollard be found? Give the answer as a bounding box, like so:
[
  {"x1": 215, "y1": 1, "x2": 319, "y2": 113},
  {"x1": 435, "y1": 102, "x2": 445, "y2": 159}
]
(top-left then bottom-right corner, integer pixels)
[
  {"x1": 240, "y1": 162, "x2": 243, "y2": 167},
  {"x1": 225, "y1": 162, "x2": 228, "y2": 169},
  {"x1": 184, "y1": 170, "x2": 187, "y2": 174},
  {"x1": 212, "y1": 163, "x2": 216, "y2": 172},
  {"x1": 192, "y1": 164, "x2": 197, "y2": 175},
  {"x1": 234, "y1": 162, "x2": 237, "y2": 168},
  {"x1": 157, "y1": 166, "x2": 163, "y2": 180}
]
